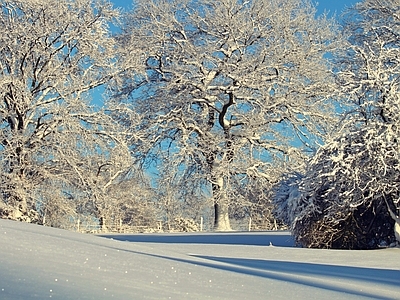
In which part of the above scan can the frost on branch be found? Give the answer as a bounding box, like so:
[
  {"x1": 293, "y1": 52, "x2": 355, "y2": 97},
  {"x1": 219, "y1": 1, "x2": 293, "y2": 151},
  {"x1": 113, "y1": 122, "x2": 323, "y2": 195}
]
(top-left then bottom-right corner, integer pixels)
[
  {"x1": 274, "y1": 124, "x2": 399, "y2": 249},
  {"x1": 0, "y1": 0, "x2": 146, "y2": 227},
  {"x1": 273, "y1": 0, "x2": 400, "y2": 249},
  {"x1": 272, "y1": 172, "x2": 303, "y2": 227},
  {"x1": 173, "y1": 217, "x2": 200, "y2": 232},
  {"x1": 118, "y1": 0, "x2": 341, "y2": 230}
]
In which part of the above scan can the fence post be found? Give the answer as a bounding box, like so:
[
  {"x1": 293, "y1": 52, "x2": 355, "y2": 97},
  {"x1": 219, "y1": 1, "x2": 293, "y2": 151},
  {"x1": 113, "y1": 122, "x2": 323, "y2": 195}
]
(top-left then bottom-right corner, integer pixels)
[
  {"x1": 200, "y1": 217, "x2": 203, "y2": 232},
  {"x1": 77, "y1": 219, "x2": 80, "y2": 232},
  {"x1": 159, "y1": 221, "x2": 162, "y2": 231},
  {"x1": 248, "y1": 217, "x2": 252, "y2": 232}
]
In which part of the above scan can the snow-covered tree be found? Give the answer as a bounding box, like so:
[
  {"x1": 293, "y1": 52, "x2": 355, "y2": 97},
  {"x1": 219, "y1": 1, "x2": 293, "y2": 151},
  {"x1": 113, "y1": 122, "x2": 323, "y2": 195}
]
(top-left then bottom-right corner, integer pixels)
[
  {"x1": 274, "y1": 0, "x2": 400, "y2": 249},
  {"x1": 0, "y1": 0, "x2": 143, "y2": 226},
  {"x1": 117, "y1": 0, "x2": 341, "y2": 230},
  {"x1": 274, "y1": 123, "x2": 399, "y2": 249}
]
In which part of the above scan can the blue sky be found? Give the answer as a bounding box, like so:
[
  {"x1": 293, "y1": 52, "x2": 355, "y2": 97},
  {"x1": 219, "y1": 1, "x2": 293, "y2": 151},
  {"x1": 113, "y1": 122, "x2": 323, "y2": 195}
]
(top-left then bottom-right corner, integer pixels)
[
  {"x1": 316, "y1": 0, "x2": 360, "y2": 16},
  {"x1": 110, "y1": 0, "x2": 361, "y2": 17}
]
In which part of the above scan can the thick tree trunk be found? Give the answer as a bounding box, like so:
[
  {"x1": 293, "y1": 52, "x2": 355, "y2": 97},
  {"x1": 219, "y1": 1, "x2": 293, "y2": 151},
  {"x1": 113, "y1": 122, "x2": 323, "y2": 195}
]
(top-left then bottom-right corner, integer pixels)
[
  {"x1": 212, "y1": 177, "x2": 232, "y2": 231},
  {"x1": 208, "y1": 147, "x2": 232, "y2": 231},
  {"x1": 214, "y1": 200, "x2": 231, "y2": 231}
]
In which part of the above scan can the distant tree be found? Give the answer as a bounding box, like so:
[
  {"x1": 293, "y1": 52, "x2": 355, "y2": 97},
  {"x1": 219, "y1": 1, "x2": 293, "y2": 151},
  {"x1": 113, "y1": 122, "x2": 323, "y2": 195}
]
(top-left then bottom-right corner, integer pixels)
[
  {"x1": 155, "y1": 169, "x2": 211, "y2": 230},
  {"x1": 273, "y1": 0, "x2": 400, "y2": 249},
  {"x1": 89, "y1": 170, "x2": 160, "y2": 232},
  {"x1": 118, "y1": 0, "x2": 341, "y2": 230},
  {"x1": 0, "y1": 0, "x2": 144, "y2": 227}
]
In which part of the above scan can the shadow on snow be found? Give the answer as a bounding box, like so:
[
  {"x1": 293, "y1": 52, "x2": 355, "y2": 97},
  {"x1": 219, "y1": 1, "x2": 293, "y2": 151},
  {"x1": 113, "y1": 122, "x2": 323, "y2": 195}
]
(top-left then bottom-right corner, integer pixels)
[
  {"x1": 193, "y1": 255, "x2": 400, "y2": 287},
  {"x1": 109, "y1": 246, "x2": 399, "y2": 300},
  {"x1": 188, "y1": 255, "x2": 400, "y2": 299},
  {"x1": 98, "y1": 231, "x2": 399, "y2": 299},
  {"x1": 99, "y1": 231, "x2": 295, "y2": 247}
]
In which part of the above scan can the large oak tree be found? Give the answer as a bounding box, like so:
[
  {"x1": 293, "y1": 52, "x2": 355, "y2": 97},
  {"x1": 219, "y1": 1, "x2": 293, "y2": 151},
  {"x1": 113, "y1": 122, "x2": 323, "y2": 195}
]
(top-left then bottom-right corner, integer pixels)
[{"x1": 118, "y1": 0, "x2": 341, "y2": 230}]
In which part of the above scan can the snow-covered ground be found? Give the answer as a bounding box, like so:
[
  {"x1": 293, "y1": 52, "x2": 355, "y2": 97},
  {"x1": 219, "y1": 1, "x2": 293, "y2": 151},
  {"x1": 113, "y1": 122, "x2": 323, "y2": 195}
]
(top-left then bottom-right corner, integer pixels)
[{"x1": 1, "y1": 219, "x2": 399, "y2": 299}]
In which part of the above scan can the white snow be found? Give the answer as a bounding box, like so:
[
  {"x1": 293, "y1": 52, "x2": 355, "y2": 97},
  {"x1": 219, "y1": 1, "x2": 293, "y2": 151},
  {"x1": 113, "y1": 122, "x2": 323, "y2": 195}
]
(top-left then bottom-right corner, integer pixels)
[{"x1": 1, "y1": 219, "x2": 399, "y2": 300}]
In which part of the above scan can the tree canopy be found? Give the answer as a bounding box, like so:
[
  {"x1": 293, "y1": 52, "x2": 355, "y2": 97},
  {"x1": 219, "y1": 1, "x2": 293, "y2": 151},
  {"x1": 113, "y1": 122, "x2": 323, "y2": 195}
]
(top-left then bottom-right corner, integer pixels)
[{"x1": 117, "y1": 0, "x2": 341, "y2": 230}]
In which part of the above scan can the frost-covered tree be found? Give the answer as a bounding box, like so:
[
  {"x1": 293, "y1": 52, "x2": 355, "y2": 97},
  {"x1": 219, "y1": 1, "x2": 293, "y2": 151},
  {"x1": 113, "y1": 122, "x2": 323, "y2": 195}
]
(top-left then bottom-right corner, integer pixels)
[
  {"x1": 274, "y1": 0, "x2": 400, "y2": 249},
  {"x1": 118, "y1": 0, "x2": 341, "y2": 230},
  {"x1": 0, "y1": 0, "x2": 142, "y2": 226},
  {"x1": 87, "y1": 171, "x2": 160, "y2": 232},
  {"x1": 274, "y1": 124, "x2": 399, "y2": 249}
]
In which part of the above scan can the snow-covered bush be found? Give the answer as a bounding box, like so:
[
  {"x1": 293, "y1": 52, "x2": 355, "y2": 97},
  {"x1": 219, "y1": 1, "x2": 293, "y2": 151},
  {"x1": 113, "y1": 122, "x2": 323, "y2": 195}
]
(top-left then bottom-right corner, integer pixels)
[
  {"x1": 274, "y1": 123, "x2": 399, "y2": 249},
  {"x1": 173, "y1": 217, "x2": 200, "y2": 232},
  {"x1": 0, "y1": 202, "x2": 39, "y2": 224},
  {"x1": 273, "y1": 0, "x2": 400, "y2": 249}
]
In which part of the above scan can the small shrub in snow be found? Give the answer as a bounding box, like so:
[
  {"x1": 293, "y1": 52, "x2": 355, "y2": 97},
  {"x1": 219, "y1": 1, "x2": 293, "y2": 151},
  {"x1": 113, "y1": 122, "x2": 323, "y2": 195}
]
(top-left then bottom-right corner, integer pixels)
[
  {"x1": 0, "y1": 203, "x2": 39, "y2": 224},
  {"x1": 173, "y1": 217, "x2": 199, "y2": 232}
]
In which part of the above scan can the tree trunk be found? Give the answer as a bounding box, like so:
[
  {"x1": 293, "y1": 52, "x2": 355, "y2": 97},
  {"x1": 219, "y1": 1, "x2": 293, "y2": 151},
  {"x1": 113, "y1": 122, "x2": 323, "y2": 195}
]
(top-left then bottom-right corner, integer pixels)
[
  {"x1": 99, "y1": 216, "x2": 107, "y2": 232},
  {"x1": 208, "y1": 149, "x2": 232, "y2": 231},
  {"x1": 384, "y1": 199, "x2": 400, "y2": 244},
  {"x1": 214, "y1": 200, "x2": 231, "y2": 231},
  {"x1": 212, "y1": 177, "x2": 231, "y2": 231},
  {"x1": 395, "y1": 222, "x2": 400, "y2": 244}
]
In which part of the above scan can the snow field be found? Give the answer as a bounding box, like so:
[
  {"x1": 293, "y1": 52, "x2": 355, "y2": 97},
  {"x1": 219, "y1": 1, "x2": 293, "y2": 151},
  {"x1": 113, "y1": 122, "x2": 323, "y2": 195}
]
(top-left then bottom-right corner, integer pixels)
[{"x1": 1, "y1": 219, "x2": 399, "y2": 299}]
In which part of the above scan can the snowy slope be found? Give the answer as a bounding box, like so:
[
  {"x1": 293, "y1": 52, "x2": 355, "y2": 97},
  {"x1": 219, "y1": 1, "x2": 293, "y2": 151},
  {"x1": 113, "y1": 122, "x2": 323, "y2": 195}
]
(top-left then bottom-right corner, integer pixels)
[{"x1": 0, "y1": 219, "x2": 399, "y2": 300}]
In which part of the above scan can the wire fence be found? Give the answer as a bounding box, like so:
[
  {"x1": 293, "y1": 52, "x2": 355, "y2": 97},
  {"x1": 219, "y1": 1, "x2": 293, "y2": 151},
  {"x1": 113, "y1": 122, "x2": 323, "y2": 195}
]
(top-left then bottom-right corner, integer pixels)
[{"x1": 73, "y1": 216, "x2": 282, "y2": 234}]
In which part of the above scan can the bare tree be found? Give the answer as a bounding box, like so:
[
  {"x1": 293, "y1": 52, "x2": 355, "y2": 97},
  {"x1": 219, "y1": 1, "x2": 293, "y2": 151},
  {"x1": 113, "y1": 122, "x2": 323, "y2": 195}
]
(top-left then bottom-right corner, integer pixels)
[
  {"x1": 118, "y1": 0, "x2": 341, "y2": 230},
  {"x1": 274, "y1": 0, "x2": 400, "y2": 249},
  {"x1": 0, "y1": 0, "x2": 142, "y2": 226}
]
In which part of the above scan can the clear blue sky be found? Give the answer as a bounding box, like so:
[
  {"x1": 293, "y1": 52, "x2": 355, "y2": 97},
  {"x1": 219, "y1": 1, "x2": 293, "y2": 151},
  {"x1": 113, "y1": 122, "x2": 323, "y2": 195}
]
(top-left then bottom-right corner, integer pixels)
[
  {"x1": 316, "y1": 0, "x2": 360, "y2": 16},
  {"x1": 110, "y1": 0, "x2": 361, "y2": 17}
]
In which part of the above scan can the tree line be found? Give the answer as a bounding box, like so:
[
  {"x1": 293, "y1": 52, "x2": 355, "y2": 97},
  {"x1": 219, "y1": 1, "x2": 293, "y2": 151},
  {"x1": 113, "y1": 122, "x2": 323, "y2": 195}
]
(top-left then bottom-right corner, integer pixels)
[{"x1": 0, "y1": 0, "x2": 399, "y2": 249}]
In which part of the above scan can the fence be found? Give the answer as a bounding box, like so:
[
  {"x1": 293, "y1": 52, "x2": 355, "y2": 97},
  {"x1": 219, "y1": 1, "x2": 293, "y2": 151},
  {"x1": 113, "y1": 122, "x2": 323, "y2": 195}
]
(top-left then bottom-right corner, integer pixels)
[{"x1": 74, "y1": 216, "x2": 282, "y2": 234}]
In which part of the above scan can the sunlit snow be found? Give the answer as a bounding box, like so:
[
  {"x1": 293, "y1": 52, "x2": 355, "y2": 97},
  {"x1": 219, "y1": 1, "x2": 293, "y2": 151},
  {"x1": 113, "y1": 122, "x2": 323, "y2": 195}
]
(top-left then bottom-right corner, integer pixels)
[{"x1": 1, "y1": 219, "x2": 399, "y2": 299}]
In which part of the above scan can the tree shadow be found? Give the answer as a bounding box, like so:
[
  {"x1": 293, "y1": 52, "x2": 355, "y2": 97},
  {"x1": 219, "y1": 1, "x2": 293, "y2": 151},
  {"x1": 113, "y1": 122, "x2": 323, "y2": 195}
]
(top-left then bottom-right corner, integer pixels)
[
  {"x1": 105, "y1": 245, "x2": 400, "y2": 300},
  {"x1": 188, "y1": 255, "x2": 400, "y2": 299},
  {"x1": 193, "y1": 255, "x2": 400, "y2": 287},
  {"x1": 99, "y1": 231, "x2": 295, "y2": 247}
]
